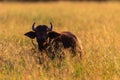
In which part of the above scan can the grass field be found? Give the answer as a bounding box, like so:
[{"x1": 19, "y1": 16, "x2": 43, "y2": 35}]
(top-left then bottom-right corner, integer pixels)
[{"x1": 0, "y1": 2, "x2": 120, "y2": 80}]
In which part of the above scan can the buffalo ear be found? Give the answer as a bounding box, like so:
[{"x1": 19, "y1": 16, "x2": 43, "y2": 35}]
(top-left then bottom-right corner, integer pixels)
[
  {"x1": 48, "y1": 31, "x2": 61, "y2": 39},
  {"x1": 24, "y1": 31, "x2": 36, "y2": 39}
]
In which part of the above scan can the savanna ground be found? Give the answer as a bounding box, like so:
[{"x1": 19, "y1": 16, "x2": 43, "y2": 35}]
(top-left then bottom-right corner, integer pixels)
[{"x1": 0, "y1": 1, "x2": 120, "y2": 80}]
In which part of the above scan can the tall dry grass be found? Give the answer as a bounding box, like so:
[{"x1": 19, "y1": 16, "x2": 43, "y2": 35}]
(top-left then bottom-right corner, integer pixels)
[{"x1": 0, "y1": 2, "x2": 120, "y2": 80}]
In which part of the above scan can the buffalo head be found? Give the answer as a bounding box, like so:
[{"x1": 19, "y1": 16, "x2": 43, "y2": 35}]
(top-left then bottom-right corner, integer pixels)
[{"x1": 24, "y1": 22, "x2": 53, "y2": 51}]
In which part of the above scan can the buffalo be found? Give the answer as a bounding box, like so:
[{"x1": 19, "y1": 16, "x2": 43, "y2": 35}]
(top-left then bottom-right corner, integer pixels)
[{"x1": 24, "y1": 22, "x2": 82, "y2": 59}]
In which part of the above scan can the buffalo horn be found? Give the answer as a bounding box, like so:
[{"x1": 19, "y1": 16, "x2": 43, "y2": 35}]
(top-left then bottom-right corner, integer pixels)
[
  {"x1": 32, "y1": 22, "x2": 35, "y2": 31},
  {"x1": 50, "y1": 22, "x2": 53, "y2": 31}
]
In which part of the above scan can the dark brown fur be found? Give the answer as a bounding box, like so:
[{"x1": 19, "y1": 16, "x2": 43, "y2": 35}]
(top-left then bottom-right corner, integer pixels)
[{"x1": 24, "y1": 23, "x2": 82, "y2": 60}]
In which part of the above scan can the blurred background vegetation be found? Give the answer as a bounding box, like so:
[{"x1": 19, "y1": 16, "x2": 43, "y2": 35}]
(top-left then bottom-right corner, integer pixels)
[{"x1": 0, "y1": 0, "x2": 117, "y2": 2}]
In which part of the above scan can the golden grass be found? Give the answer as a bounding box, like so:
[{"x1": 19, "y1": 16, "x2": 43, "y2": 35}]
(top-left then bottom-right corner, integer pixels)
[{"x1": 0, "y1": 2, "x2": 120, "y2": 80}]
